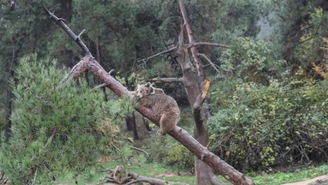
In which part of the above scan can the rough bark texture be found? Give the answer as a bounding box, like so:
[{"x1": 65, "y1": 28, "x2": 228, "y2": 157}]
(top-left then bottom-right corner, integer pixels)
[
  {"x1": 178, "y1": 1, "x2": 222, "y2": 185},
  {"x1": 45, "y1": 8, "x2": 256, "y2": 185}
]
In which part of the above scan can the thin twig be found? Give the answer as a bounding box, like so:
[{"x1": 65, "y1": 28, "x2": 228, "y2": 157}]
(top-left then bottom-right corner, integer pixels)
[
  {"x1": 129, "y1": 146, "x2": 149, "y2": 158},
  {"x1": 91, "y1": 69, "x2": 115, "y2": 92},
  {"x1": 148, "y1": 77, "x2": 183, "y2": 83},
  {"x1": 135, "y1": 46, "x2": 177, "y2": 63},
  {"x1": 197, "y1": 53, "x2": 221, "y2": 74},
  {"x1": 134, "y1": 42, "x2": 227, "y2": 65},
  {"x1": 188, "y1": 42, "x2": 229, "y2": 49},
  {"x1": 91, "y1": 84, "x2": 107, "y2": 92},
  {"x1": 31, "y1": 168, "x2": 38, "y2": 185},
  {"x1": 43, "y1": 133, "x2": 54, "y2": 148}
]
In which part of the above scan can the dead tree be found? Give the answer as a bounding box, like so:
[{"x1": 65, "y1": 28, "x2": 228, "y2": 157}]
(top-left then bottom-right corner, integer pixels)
[
  {"x1": 179, "y1": 2, "x2": 220, "y2": 185},
  {"x1": 44, "y1": 7, "x2": 255, "y2": 185}
]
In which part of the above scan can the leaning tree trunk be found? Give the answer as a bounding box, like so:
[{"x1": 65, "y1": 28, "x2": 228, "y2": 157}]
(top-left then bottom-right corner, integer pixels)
[
  {"x1": 178, "y1": 1, "x2": 223, "y2": 185},
  {"x1": 44, "y1": 7, "x2": 255, "y2": 185}
]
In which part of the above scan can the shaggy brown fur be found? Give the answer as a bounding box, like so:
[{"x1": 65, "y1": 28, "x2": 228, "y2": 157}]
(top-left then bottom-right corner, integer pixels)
[{"x1": 135, "y1": 83, "x2": 180, "y2": 135}]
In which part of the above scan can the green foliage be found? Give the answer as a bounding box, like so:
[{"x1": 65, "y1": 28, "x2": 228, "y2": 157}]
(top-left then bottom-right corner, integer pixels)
[
  {"x1": 71, "y1": 0, "x2": 163, "y2": 71},
  {"x1": 210, "y1": 0, "x2": 265, "y2": 42},
  {"x1": 0, "y1": 0, "x2": 61, "y2": 134},
  {"x1": 0, "y1": 55, "x2": 124, "y2": 184},
  {"x1": 253, "y1": 165, "x2": 328, "y2": 185},
  {"x1": 209, "y1": 79, "x2": 328, "y2": 171},
  {"x1": 146, "y1": 108, "x2": 195, "y2": 170},
  {"x1": 268, "y1": 0, "x2": 328, "y2": 68},
  {"x1": 219, "y1": 37, "x2": 285, "y2": 84},
  {"x1": 295, "y1": 7, "x2": 328, "y2": 65},
  {"x1": 148, "y1": 135, "x2": 193, "y2": 170}
]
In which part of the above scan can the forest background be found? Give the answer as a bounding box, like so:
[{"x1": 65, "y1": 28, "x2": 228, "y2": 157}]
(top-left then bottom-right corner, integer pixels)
[{"x1": 1, "y1": 0, "x2": 328, "y2": 184}]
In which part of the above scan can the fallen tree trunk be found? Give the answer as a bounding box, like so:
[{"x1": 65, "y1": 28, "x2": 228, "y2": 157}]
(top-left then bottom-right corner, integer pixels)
[
  {"x1": 44, "y1": 7, "x2": 256, "y2": 185},
  {"x1": 101, "y1": 166, "x2": 166, "y2": 185}
]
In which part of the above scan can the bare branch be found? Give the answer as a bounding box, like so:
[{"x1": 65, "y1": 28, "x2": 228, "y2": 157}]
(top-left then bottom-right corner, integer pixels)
[
  {"x1": 129, "y1": 146, "x2": 149, "y2": 158},
  {"x1": 127, "y1": 172, "x2": 166, "y2": 185},
  {"x1": 31, "y1": 168, "x2": 38, "y2": 185},
  {"x1": 43, "y1": 6, "x2": 92, "y2": 57},
  {"x1": 179, "y1": 1, "x2": 205, "y2": 82},
  {"x1": 91, "y1": 69, "x2": 115, "y2": 92},
  {"x1": 135, "y1": 41, "x2": 228, "y2": 64},
  {"x1": 198, "y1": 53, "x2": 221, "y2": 74},
  {"x1": 101, "y1": 167, "x2": 166, "y2": 185},
  {"x1": 188, "y1": 42, "x2": 229, "y2": 49},
  {"x1": 56, "y1": 60, "x2": 89, "y2": 90},
  {"x1": 135, "y1": 46, "x2": 177, "y2": 63},
  {"x1": 90, "y1": 83, "x2": 106, "y2": 92},
  {"x1": 148, "y1": 77, "x2": 183, "y2": 83}
]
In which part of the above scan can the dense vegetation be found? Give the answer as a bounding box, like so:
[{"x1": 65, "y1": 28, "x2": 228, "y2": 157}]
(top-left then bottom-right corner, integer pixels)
[{"x1": 1, "y1": 0, "x2": 328, "y2": 184}]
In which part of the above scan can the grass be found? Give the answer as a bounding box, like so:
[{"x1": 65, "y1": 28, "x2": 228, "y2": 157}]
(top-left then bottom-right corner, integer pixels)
[
  {"x1": 252, "y1": 165, "x2": 328, "y2": 185},
  {"x1": 54, "y1": 161, "x2": 328, "y2": 185}
]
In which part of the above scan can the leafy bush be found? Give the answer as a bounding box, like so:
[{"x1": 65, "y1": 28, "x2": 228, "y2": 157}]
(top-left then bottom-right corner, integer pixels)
[
  {"x1": 0, "y1": 55, "x2": 124, "y2": 184},
  {"x1": 148, "y1": 135, "x2": 194, "y2": 170},
  {"x1": 147, "y1": 108, "x2": 194, "y2": 170},
  {"x1": 219, "y1": 37, "x2": 285, "y2": 84},
  {"x1": 209, "y1": 79, "x2": 328, "y2": 171}
]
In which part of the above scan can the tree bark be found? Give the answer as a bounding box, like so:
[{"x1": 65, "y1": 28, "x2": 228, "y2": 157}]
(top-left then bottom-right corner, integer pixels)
[
  {"x1": 126, "y1": 113, "x2": 139, "y2": 140},
  {"x1": 178, "y1": 1, "x2": 222, "y2": 185},
  {"x1": 5, "y1": 39, "x2": 17, "y2": 141}
]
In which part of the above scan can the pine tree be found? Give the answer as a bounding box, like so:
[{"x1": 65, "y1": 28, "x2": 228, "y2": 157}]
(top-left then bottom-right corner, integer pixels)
[{"x1": 0, "y1": 55, "x2": 120, "y2": 184}]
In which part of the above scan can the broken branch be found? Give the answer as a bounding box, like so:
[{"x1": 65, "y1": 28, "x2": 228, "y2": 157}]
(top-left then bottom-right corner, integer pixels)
[
  {"x1": 101, "y1": 166, "x2": 166, "y2": 185},
  {"x1": 43, "y1": 6, "x2": 92, "y2": 57},
  {"x1": 129, "y1": 146, "x2": 149, "y2": 158},
  {"x1": 135, "y1": 47, "x2": 177, "y2": 63},
  {"x1": 188, "y1": 42, "x2": 229, "y2": 49},
  {"x1": 148, "y1": 77, "x2": 183, "y2": 83}
]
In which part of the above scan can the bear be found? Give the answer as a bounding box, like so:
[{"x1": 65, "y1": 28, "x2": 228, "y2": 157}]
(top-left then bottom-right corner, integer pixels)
[{"x1": 134, "y1": 83, "x2": 180, "y2": 135}]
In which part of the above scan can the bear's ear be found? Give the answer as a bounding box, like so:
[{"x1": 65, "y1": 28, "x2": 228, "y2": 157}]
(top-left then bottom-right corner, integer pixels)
[{"x1": 145, "y1": 82, "x2": 151, "y2": 87}]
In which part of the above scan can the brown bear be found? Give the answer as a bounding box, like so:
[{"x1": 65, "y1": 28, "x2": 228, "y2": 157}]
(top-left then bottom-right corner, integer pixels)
[{"x1": 134, "y1": 83, "x2": 180, "y2": 135}]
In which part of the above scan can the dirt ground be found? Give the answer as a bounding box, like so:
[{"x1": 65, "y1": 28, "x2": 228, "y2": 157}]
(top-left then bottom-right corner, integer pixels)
[{"x1": 281, "y1": 175, "x2": 328, "y2": 185}]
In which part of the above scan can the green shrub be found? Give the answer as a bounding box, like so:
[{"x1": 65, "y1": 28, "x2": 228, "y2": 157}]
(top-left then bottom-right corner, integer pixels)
[
  {"x1": 209, "y1": 79, "x2": 328, "y2": 171},
  {"x1": 219, "y1": 37, "x2": 285, "y2": 85},
  {"x1": 148, "y1": 135, "x2": 194, "y2": 170},
  {"x1": 0, "y1": 55, "x2": 123, "y2": 184}
]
